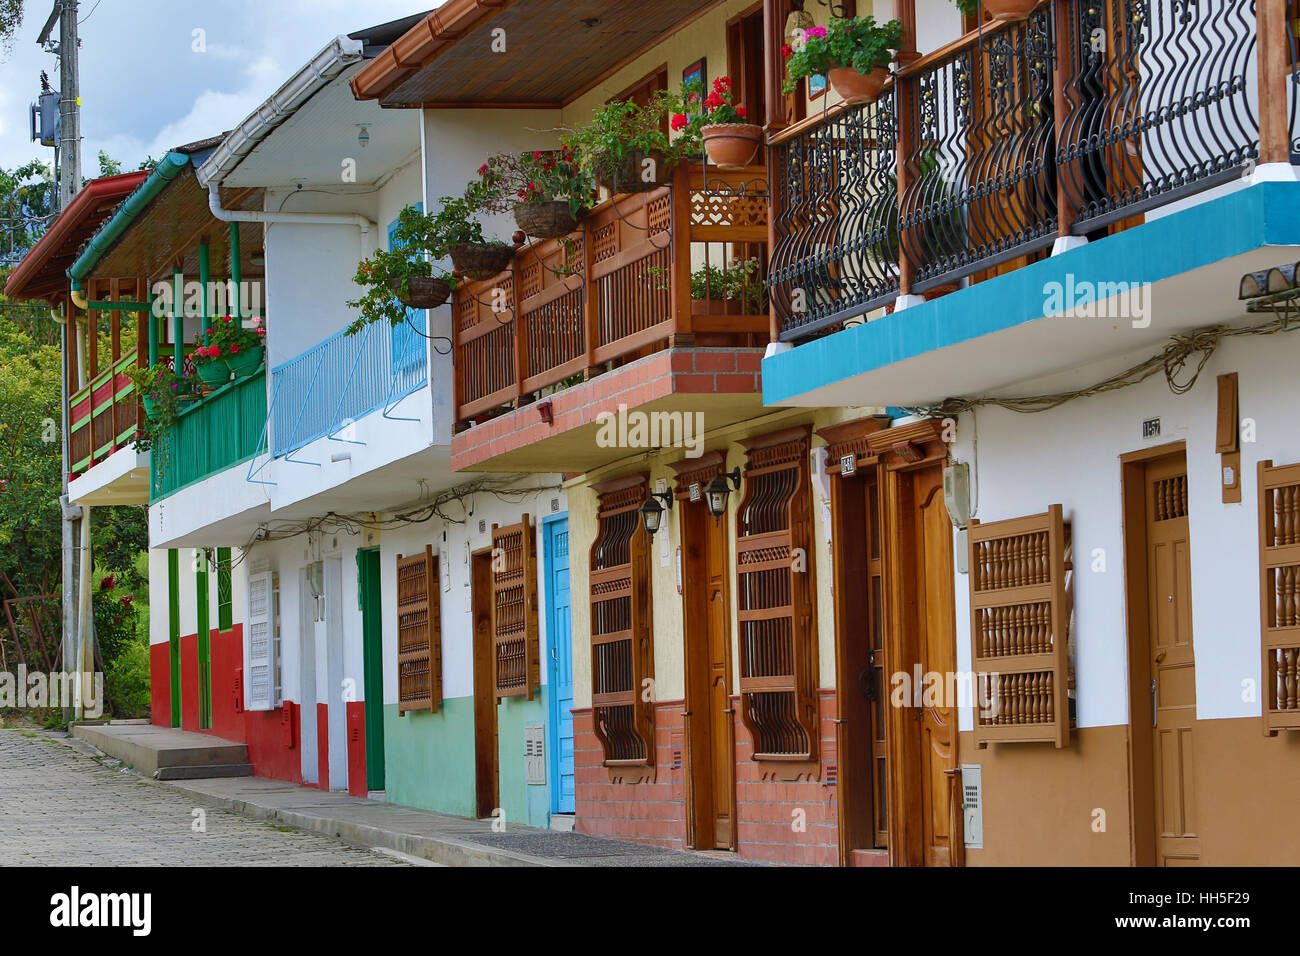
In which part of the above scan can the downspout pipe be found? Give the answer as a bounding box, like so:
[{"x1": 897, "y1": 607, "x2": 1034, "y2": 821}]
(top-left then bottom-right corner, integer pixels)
[{"x1": 207, "y1": 186, "x2": 375, "y2": 252}]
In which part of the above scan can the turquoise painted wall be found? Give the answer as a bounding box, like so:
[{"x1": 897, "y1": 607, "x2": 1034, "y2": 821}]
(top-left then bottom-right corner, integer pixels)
[
  {"x1": 497, "y1": 688, "x2": 552, "y2": 830},
  {"x1": 383, "y1": 690, "x2": 553, "y2": 830},
  {"x1": 382, "y1": 698, "x2": 478, "y2": 818}
]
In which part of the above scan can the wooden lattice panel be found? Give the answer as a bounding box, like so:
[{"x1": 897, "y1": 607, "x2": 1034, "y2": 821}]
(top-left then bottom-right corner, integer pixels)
[
  {"x1": 735, "y1": 427, "x2": 818, "y2": 770},
  {"x1": 589, "y1": 474, "x2": 654, "y2": 769},
  {"x1": 1259, "y1": 461, "x2": 1300, "y2": 734},
  {"x1": 492, "y1": 516, "x2": 539, "y2": 700},
  {"x1": 967, "y1": 504, "x2": 1071, "y2": 747},
  {"x1": 396, "y1": 545, "x2": 442, "y2": 715}
]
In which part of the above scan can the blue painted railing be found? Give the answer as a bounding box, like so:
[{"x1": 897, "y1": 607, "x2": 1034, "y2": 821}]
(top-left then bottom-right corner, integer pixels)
[{"x1": 270, "y1": 316, "x2": 427, "y2": 458}]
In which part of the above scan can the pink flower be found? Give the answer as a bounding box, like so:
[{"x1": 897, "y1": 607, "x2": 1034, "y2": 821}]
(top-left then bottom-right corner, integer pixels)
[
  {"x1": 251, "y1": 317, "x2": 263, "y2": 327},
  {"x1": 806, "y1": 25, "x2": 827, "y2": 39}
]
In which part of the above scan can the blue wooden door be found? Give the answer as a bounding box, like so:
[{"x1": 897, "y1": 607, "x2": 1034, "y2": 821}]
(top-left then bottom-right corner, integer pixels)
[{"x1": 545, "y1": 517, "x2": 575, "y2": 814}]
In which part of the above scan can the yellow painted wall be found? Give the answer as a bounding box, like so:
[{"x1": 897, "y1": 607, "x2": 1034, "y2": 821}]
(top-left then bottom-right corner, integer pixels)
[{"x1": 569, "y1": 404, "x2": 882, "y2": 709}]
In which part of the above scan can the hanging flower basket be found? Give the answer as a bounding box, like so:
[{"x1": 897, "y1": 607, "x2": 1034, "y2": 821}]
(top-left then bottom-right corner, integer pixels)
[
  {"x1": 141, "y1": 395, "x2": 160, "y2": 419},
  {"x1": 828, "y1": 66, "x2": 891, "y2": 105},
  {"x1": 448, "y1": 242, "x2": 516, "y2": 281},
  {"x1": 389, "y1": 276, "x2": 451, "y2": 309},
  {"x1": 514, "y1": 201, "x2": 584, "y2": 240},
  {"x1": 195, "y1": 361, "x2": 231, "y2": 388},
  {"x1": 225, "y1": 346, "x2": 265, "y2": 379},
  {"x1": 596, "y1": 150, "x2": 670, "y2": 195},
  {"x1": 701, "y1": 123, "x2": 763, "y2": 169},
  {"x1": 982, "y1": 0, "x2": 1041, "y2": 20}
]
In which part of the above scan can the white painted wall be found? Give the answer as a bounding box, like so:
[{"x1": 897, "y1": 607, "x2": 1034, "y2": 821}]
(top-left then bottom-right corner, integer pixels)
[{"x1": 947, "y1": 331, "x2": 1295, "y2": 731}]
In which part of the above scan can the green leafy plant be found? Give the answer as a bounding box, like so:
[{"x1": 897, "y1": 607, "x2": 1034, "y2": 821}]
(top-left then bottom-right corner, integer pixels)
[
  {"x1": 566, "y1": 91, "x2": 697, "y2": 187},
  {"x1": 954, "y1": 0, "x2": 980, "y2": 15},
  {"x1": 782, "y1": 16, "x2": 903, "y2": 93},
  {"x1": 203, "y1": 314, "x2": 265, "y2": 358},
  {"x1": 127, "y1": 361, "x2": 198, "y2": 455},
  {"x1": 347, "y1": 204, "x2": 457, "y2": 333},
  {"x1": 648, "y1": 257, "x2": 768, "y2": 314},
  {"x1": 517, "y1": 147, "x2": 595, "y2": 216}
]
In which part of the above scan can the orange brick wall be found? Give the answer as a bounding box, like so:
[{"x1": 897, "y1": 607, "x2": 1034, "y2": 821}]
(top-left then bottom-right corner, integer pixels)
[{"x1": 574, "y1": 690, "x2": 840, "y2": 866}]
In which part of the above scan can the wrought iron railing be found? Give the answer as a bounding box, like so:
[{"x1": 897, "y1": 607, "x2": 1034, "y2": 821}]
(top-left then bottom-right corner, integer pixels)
[
  {"x1": 271, "y1": 315, "x2": 428, "y2": 458},
  {"x1": 771, "y1": 0, "x2": 1270, "y2": 342},
  {"x1": 769, "y1": 87, "x2": 900, "y2": 340},
  {"x1": 902, "y1": 7, "x2": 1058, "y2": 291},
  {"x1": 1057, "y1": 0, "x2": 1259, "y2": 232}
]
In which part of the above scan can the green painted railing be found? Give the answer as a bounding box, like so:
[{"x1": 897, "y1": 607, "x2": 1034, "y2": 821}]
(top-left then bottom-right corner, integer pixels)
[{"x1": 150, "y1": 369, "x2": 268, "y2": 502}]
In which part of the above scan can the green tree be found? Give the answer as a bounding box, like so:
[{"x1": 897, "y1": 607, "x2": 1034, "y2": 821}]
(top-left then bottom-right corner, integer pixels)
[{"x1": 0, "y1": 0, "x2": 23, "y2": 61}]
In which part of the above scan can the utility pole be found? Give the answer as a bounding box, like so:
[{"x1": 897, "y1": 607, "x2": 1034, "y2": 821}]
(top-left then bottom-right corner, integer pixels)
[{"x1": 40, "y1": 1, "x2": 85, "y2": 721}]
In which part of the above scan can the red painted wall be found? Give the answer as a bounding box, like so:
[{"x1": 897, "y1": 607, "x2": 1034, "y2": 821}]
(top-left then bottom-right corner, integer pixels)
[
  {"x1": 316, "y1": 703, "x2": 330, "y2": 791},
  {"x1": 575, "y1": 690, "x2": 840, "y2": 866},
  {"x1": 149, "y1": 643, "x2": 170, "y2": 727},
  {"x1": 346, "y1": 701, "x2": 367, "y2": 797},
  {"x1": 149, "y1": 625, "x2": 302, "y2": 785}
]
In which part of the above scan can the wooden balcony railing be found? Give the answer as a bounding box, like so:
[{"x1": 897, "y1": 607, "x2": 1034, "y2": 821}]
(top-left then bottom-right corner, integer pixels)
[
  {"x1": 68, "y1": 352, "x2": 142, "y2": 476},
  {"x1": 453, "y1": 163, "x2": 769, "y2": 428},
  {"x1": 771, "y1": 0, "x2": 1277, "y2": 342}
]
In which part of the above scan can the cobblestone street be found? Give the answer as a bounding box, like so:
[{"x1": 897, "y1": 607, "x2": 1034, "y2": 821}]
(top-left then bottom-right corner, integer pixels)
[{"x1": 0, "y1": 730, "x2": 409, "y2": 866}]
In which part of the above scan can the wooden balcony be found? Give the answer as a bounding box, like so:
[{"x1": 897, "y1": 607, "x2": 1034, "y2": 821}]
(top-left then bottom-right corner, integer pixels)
[
  {"x1": 68, "y1": 352, "x2": 143, "y2": 477},
  {"x1": 769, "y1": 0, "x2": 1290, "y2": 342},
  {"x1": 453, "y1": 163, "x2": 770, "y2": 431}
]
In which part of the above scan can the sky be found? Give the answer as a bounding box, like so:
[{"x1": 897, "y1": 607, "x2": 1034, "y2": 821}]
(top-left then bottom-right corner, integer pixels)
[{"x1": 0, "y1": 0, "x2": 435, "y2": 176}]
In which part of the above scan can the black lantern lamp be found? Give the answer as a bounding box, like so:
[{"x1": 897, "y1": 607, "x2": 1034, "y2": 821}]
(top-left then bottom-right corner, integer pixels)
[
  {"x1": 704, "y1": 467, "x2": 742, "y2": 522},
  {"x1": 640, "y1": 490, "x2": 674, "y2": 538}
]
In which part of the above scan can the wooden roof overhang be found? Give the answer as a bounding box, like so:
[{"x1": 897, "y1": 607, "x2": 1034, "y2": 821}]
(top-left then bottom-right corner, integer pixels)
[
  {"x1": 87, "y1": 166, "x2": 266, "y2": 287},
  {"x1": 3, "y1": 171, "x2": 148, "y2": 305},
  {"x1": 351, "y1": 0, "x2": 726, "y2": 108}
]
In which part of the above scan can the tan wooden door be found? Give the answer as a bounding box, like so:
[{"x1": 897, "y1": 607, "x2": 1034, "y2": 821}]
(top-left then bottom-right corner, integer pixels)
[
  {"x1": 914, "y1": 466, "x2": 959, "y2": 866},
  {"x1": 682, "y1": 498, "x2": 736, "y2": 850},
  {"x1": 1145, "y1": 457, "x2": 1199, "y2": 866}
]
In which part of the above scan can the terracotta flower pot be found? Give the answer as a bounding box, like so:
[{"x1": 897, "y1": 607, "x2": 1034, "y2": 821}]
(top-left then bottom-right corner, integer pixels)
[
  {"x1": 701, "y1": 123, "x2": 763, "y2": 169},
  {"x1": 984, "y1": 0, "x2": 1041, "y2": 21},
  {"x1": 514, "y1": 201, "x2": 584, "y2": 240},
  {"x1": 389, "y1": 276, "x2": 451, "y2": 309},
  {"x1": 448, "y1": 242, "x2": 516, "y2": 281},
  {"x1": 828, "y1": 66, "x2": 891, "y2": 105}
]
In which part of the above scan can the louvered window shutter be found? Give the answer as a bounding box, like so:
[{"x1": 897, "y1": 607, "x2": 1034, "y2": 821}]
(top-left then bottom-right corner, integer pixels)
[
  {"x1": 492, "y1": 516, "x2": 539, "y2": 700},
  {"x1": 589, "y1": 474, "x2": 654, "y2": 768},
  {"x1": 735, "y1": 427, "x2": 819, "y2": 769},
  {"x1": 245, "y1": 571, "x2": 274, "y2": 711},
  {"x1": 967, "y1": 504, "x2": 1072, "y2": 747},
  {"x1": 397, "y1": 546, "x2": 442, "y2": 715},
  {"x1": 1258, "y1": 460, "x2": 1300, "y2": 734}
]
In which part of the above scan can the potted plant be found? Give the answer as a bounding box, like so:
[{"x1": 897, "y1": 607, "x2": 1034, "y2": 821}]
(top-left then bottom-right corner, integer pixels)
[
  {"x1": 126, "y1": 361, "x2": 198, "y2": 452},
  {"x1": 348, "y1": 205, "x2": 457, "y2": 334},
  {"x1": 783, "y1": 16, "x2": 902, "y2": 106},
  {"x1": 191, "y1": 335, "x2": 231, "y2": 390},
  {"x1": 695, "y1": 76, "x2": 763, "y2": 169},
  {"x1": 512, "y1": 148, "x2": 595, "y2": 239},
  {"x1": 206, "y1": 314, "x2": 267, "y2": 378},
  {"x1": 566, "y1": 93, "x2": 682, "y2": 194},
  {"x1": 433, "y1": 194, "x2": 515, "y2": 281},
  {"x1": 953, "y1": 0, "x2": 1041, "y2": 22}
]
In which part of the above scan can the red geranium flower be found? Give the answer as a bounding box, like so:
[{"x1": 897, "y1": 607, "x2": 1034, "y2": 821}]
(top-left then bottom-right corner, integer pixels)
[
  {"x1": 230, "y1": 344, "x2": 241, "y2": 354},
  {"x1": 735, "y1": 106, "x2": 747, "y2": 119},
  {"x1": 99, "y1": 574, "x2": 116, "y2": 591},
  {"x1": 671, "y1": 113, "x2": 689, "y2": 132}
]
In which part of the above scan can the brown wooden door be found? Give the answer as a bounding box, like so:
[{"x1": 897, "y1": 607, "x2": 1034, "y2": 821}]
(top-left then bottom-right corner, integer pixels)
[
  {"x1": 1145, "y1": 457, "x2": 1200, "y2": 866},
  {"x1": 682, "y1": 498, "x2": 736, "y2": 850},
  {"x1": 885, "y1": 461, "x2": 960, "y2": 866},
  {"x1": 472, "y1": 549, "x2": 499, "y2": 819}
]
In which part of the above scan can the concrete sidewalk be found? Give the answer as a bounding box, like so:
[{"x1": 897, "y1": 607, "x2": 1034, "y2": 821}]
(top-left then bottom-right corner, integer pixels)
[{"x1": 60, "y1": 729, "x2": 754, "y2": 867}]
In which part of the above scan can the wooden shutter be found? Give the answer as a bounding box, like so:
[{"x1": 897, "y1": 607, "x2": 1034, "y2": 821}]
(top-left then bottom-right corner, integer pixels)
[
  {"x1": 735, "y1": 426, "x2": 819, "y2": 770},
  {"x1": 590, "y1": 474, "x2": 655, "y2": 769},
  {"x1": 967, "y1": 504, "x2": 1072, "y2": 748},
  {"x1": 397, "y1": 545, "x2": 442, "y2": 715},
  {"x1": 492, "y1": 516, "x2": 539, "y2": 700},
  {"x1": 245, "y1": 571, "x2": 274, "y2": 711},
  {"x1": 1258, "y1": 460, "x2": 1300, "y2": 735}
]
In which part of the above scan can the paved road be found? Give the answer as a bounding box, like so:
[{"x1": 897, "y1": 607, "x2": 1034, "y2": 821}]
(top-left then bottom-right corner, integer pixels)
[{"x1": 0, "y1": 729, "x2": 410, "y2": 866}]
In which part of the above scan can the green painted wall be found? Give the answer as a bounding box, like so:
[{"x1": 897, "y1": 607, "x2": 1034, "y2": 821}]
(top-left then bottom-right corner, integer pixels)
[
  {"x1": 498, "y1": 689, "x2": 551, "y2": 830},
  {"x1": 382, "y1": 698, "x2": 478, "y2": 819},
  {"x1": 382, "y1": 690, "x2": 553, "y2": 830}
]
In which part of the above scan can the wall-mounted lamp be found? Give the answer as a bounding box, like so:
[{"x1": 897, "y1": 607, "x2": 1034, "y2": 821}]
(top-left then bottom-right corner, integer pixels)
[
  {"x1": 704, "y1": 467, "x2": 742, "y2": 522},
  {"x1": 640, "y1": 490, "x2": 674, "y2": 538},
  {"x1": 537, "y1": 400, "x2": 554, "y2": 425},
  {"x1": 357, "y1": 126, "x2": 371, "y2": 149}
]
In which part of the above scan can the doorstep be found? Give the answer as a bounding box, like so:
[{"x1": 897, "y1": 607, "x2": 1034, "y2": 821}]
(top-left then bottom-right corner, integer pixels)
[{"x1": 70, "y1": 721, "x2": 251, "y2": 779}]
